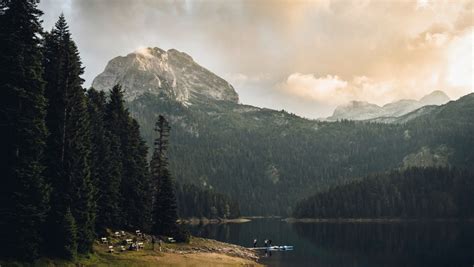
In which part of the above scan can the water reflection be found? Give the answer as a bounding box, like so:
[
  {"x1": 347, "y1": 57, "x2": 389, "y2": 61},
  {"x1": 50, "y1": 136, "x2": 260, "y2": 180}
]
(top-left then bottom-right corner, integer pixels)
[
  {"x1": 292, "y1": 222, "x2": 474, "y2": 267},
  {"x1": 189, "y1": 219, "x2": 474, "y2": 267},
  {"x1": 192, "y1": 222, "x2": 242, "y2": 243}
]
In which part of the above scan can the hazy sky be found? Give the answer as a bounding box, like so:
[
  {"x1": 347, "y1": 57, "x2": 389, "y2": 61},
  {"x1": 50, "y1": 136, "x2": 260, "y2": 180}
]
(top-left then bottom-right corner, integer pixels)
[{"x1": 39, "y1": 0, "x2": 473, "y2": 118}]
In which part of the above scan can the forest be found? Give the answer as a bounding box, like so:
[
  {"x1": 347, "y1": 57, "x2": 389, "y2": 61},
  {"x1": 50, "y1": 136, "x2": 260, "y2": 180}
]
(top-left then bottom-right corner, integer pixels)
[
  {"x1": 0, "y1": 2, "x2": 237, "y2": 261},
  {"x1": 293, "y1": 167, "x2": 474, "y2": 218},
  {"x1": 176, "y1": 183, "x2": 241, "y2": 219},
  {"x1": 128, "y1": 92, "x2": 474, "y2": 215}
]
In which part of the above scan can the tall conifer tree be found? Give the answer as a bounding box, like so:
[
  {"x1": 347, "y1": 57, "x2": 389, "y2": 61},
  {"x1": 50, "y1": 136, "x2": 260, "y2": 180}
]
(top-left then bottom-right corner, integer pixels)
[
  {"x1": 0, "y1": 0, "x2": 50, "y2": 260},
  {"x1": 104, "y1": 85, "x2": 128, "y2": 227},
  {"x1": 104, "y1": 85, "x2": 151, "y2": 230},
  {"x1": 123, "y1": 119, "x2": 152, "y2": 231},
  {"x1": 151, "y1": 115, "x2": 179, "y2": 236},
  {"x1": 87, "y1": 88, "x2": 122, "y2": 232},
  {"x1": 43, "y1": 15, "x2": 95, "y2": 255}
]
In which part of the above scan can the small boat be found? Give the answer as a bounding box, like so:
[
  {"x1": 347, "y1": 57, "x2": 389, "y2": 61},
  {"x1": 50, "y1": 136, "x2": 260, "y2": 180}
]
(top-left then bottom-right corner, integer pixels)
[
  {"x1": 250, "y1": 245, "x2": 294, "y2": 251},
  {"x1": 268, "y1": 245, "x2": 293, "y2": 251}
]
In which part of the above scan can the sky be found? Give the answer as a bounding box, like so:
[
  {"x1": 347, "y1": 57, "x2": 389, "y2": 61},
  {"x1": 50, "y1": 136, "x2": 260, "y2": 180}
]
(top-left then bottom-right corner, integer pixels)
[{"x1": 39, "y1": 0, "x2": 473, "y2": 118}]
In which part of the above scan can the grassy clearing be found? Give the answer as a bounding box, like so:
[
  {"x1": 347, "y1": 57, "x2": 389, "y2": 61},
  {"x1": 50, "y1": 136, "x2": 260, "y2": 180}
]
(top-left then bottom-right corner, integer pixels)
[{"x1": 1, "y1": 236, "x2": 262, "y2": 266}]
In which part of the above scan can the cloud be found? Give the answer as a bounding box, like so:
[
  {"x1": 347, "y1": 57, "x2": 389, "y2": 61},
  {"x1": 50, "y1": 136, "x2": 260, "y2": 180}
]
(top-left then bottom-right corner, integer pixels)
[
  {"x1": 280, "y1": 74, "x2": 400, "y2": 105},
  {"x1": 223, "y1": 73, "x2": 271, "y2": 87},
  {"x1": 280, "y1": 66, "x2": 472, "y2": 107},
  {"x1": 38, "y1": 0, "x2": 473, "y2": 118},
  {"x1": 279, "y1": 74, "x2": 348, "y2": 104},
  {"x1": 446, "y1": 27, "x2": 474, "y2": 89}
]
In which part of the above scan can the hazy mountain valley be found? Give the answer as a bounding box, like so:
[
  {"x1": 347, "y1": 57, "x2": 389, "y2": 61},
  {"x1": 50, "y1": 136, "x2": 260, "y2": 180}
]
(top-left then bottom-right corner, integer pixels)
[
  {"x1": 2, "y1": 2, "x2": 473, "y2": 265},
  {"x1": 93, "y1": 47, "x2": 474, "y2": 215}
]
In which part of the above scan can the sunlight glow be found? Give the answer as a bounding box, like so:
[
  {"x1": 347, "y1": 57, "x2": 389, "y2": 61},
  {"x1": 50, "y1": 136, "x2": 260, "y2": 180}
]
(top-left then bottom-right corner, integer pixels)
[{"x1": 446, "y1": 28, "x2": 474, "y2": 89}]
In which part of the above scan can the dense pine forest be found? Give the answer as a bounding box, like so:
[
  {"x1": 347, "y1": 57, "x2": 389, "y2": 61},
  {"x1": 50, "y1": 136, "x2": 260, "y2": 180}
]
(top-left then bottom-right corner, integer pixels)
[
  {"x1": 176, "y1": 183, "x2": 241, "y2": 219},
  {"x1": 293, "y1": 167, "x2": 474, "y2": 219},
  {"x1": 128, "y1": 92, "x2": 474, "y2": 215},
  {"x1": 0, "y1": 2, "x2": 237, "y2": 261}
]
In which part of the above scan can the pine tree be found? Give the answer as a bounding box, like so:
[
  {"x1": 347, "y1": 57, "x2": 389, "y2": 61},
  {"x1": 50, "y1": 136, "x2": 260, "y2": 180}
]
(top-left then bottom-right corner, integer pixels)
[
  {"x1": 58, "y1": 208, "x2": 78, "y2": 260},
  {"x1": 87, "y1": 88, "x2": 122, "y2": 232},
  {"x1": 0, "y1": 0, "x2": 50, "y2": 260},
  {"x1": 43, "y1": 15, "x2": 95, "y2": 255},
  {"x1": 123, "y1": 119, "x2": 152, "y2": 231},
  {"x1": 151, "y1": 116, "x2": 179, "y2": 237},
  {"x1": 105, "y1": 84, "x2": 151, "y2": 230}
]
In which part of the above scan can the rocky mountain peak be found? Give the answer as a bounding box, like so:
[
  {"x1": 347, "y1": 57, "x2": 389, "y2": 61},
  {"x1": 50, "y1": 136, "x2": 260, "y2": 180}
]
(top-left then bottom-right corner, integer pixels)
[{"x1": 92, "y1": 47, "x2": 239, "y2": 105}]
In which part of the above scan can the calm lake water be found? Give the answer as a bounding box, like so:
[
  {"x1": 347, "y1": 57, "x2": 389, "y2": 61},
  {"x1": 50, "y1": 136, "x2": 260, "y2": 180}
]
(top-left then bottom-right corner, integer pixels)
[{"x1": 189, "y1": 218, "x2": 474, "y2": 267}]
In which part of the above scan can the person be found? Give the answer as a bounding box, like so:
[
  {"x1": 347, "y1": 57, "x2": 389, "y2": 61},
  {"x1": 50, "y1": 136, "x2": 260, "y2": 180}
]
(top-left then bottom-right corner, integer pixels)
[
  {"x1": 151, "y1": 236, "x2": 155, "y2": 251},
  {"x1": 158, "y1": 238, "x2": 163, "y2": 252},
  {"x1": 253, "y1": 238, "x2": 258, "y2": 247}
]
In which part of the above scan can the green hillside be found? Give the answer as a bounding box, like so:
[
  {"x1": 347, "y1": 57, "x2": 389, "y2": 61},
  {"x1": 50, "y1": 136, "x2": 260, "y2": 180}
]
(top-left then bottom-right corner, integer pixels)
[
  {"x1": 126, "y1": 92, "x2": 474, "y2": 215},
  {"x1": 293, "y1": 167, "x2": 474, "y2": 218}
]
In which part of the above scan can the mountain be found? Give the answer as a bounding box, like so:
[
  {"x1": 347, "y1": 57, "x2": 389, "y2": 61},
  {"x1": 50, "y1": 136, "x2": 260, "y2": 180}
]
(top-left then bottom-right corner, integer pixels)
[
  {"x1": 367, "y1": 105, "x2": 439, "y2": 124},
  {"x1": 381, "y1": 99, "x2": 420, "y2": 117},
  {"x1": 329, "y1": 101, "x2": 384, "y2": 121},
  {"x1": 419, "y1": 90, "x2": 451, "y2": 106},
  {"x1": 93, "y1": 47, "x2": 474, "y2": 215},
  {"x1": 92, "y1": 47, "x2": 239, "y2": 105},
  {"x1": 326, "y1": 90, "x2": 450, "y2": 121}
]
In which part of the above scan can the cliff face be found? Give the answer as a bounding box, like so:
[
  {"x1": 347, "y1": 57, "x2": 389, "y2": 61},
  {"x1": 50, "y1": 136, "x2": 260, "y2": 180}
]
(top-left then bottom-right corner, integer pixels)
[{"x1": 92, "y1": 47, "x2": 239, "y2": 105}]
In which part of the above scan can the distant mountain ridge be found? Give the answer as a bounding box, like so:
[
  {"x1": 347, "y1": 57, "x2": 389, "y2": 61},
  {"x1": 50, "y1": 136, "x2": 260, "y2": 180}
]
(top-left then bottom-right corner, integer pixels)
[
  {"x1": 326, "y1": 90, "x2": 450, "y2": 121},
  {"x1": 92, "y1": 47, "x2": 239, "y2": 105}
]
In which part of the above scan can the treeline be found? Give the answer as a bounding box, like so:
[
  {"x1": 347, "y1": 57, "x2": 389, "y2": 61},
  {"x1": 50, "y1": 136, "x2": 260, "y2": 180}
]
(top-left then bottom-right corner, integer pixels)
[
  {"x1": 0, "y1": 3, "x2": 187, "y2": 261},
  {"x1": 128, "y1": 92, "x2": 474, "y2": 215},
  {"x1": 293, "y1": 167, "x2": 474, "y2": 219},
  {"x1": 176, "y1": 183, "x2": 240, "y2": 219}
]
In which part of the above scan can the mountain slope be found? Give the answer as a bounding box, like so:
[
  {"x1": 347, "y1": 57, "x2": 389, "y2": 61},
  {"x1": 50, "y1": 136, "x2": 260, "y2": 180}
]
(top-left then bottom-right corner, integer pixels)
[
  {"x1": 293, "y1": 167, "x2": 474, "y2": 218},
  {"x1": 371, "y1": 93, "x2": 474, "y2": 124},
  {"x1": 94, "y1": 48, "x2": 474, "y2": 215},
  {"x1": 127, "y1": 92, "x2": 473, "y2": 215}
]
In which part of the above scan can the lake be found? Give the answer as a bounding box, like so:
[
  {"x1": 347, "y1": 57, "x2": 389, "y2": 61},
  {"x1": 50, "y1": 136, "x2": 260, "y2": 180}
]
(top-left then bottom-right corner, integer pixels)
[{"x1": 189, "y1": 218, "x2": 474, "y2": 267}]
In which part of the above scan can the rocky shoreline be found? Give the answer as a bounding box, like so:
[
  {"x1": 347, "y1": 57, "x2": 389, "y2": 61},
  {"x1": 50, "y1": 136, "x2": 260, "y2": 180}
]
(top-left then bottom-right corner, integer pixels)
[{"x1": 163, "y1": 237, "x2": 260, "y2": 262}]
